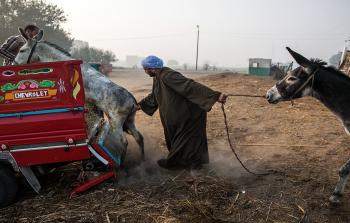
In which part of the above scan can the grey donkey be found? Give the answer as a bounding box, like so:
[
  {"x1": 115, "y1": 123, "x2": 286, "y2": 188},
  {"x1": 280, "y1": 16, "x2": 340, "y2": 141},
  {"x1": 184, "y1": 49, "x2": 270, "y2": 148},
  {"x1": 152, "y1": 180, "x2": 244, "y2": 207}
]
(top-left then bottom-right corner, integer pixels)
[{"x1": 14, "y1": 29, "x2": 144, "y2": 165}]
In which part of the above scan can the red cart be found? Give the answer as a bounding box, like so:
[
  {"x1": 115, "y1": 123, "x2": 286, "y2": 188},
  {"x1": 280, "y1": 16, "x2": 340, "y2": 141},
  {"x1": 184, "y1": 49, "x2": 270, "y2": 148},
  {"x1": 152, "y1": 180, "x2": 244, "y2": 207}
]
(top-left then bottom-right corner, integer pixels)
[{"x1": 0, "y1": 60, "x2": 116, "y2": 207}]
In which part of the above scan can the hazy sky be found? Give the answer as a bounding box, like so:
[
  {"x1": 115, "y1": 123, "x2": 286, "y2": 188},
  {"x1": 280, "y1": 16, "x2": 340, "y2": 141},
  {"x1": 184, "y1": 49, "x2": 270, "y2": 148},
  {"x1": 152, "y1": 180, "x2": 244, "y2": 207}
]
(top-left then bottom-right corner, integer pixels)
[{"x1": 48, "y1": 0, "x2": 350, "y2": 67}]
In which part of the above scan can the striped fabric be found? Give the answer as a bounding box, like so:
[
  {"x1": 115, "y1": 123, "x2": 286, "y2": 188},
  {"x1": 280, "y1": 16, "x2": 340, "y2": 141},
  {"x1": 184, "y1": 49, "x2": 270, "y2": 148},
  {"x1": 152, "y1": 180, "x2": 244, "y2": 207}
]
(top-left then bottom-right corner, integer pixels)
[{"x1": 0, "y1": 35, "x2": 26, "y2": 65}]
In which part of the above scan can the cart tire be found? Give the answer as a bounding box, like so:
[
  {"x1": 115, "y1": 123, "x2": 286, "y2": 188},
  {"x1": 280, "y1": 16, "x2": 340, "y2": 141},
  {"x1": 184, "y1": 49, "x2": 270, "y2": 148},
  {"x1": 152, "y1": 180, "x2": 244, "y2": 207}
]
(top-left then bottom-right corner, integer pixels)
[{"x1": 0, "y1": 165, "x2": 18, "y2": 208}]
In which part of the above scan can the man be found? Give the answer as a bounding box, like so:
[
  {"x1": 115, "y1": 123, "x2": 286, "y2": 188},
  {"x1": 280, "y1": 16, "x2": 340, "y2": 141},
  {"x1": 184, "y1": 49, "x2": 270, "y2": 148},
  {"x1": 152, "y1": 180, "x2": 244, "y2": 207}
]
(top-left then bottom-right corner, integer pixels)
[
  {"x1": 138, "y1": 55, "x2": 227, "y2": 170},
  {"x1": 0, "y1": 24, "x2": 40, "y2": 65}
]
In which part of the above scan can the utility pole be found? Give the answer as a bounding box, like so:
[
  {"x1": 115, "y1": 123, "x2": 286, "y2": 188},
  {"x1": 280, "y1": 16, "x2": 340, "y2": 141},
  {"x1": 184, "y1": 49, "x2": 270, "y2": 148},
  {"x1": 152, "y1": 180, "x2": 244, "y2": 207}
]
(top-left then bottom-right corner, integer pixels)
[{"x1": 195, "y1": 25, "x2": 199, "y2": 71}]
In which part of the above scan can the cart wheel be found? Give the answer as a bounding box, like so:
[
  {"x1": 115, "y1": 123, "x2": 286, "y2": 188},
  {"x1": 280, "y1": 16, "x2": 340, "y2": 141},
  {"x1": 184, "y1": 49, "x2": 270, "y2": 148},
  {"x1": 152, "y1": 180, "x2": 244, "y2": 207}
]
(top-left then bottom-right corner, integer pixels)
[{"x1": 0, "y1": 165, "x2": 18, "y2": 208}]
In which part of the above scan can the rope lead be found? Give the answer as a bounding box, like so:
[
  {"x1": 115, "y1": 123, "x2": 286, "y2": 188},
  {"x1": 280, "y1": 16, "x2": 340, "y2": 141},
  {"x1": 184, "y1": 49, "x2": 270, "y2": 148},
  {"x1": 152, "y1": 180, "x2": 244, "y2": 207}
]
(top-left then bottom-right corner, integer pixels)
[{"x1": 221, "y1": 94, "x2": 270, "y2": 176}]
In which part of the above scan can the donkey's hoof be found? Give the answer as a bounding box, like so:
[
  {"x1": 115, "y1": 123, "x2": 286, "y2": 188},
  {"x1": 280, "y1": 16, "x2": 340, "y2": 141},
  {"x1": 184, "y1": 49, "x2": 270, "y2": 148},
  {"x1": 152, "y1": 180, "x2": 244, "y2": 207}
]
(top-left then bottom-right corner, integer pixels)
[{"x1": 329, "y1": 194, "x2": 341, "y2": 204}]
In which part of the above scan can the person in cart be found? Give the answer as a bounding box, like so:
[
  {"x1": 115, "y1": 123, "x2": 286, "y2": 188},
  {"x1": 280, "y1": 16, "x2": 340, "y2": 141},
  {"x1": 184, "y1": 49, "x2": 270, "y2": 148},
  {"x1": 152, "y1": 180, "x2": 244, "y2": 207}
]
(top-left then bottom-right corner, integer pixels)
[
  {"x1": 0, "y1": 24, "x2": 40, "y2": 65},
  {"x1": 137, "y1": 56, "x2": 227, "y2": 170}
]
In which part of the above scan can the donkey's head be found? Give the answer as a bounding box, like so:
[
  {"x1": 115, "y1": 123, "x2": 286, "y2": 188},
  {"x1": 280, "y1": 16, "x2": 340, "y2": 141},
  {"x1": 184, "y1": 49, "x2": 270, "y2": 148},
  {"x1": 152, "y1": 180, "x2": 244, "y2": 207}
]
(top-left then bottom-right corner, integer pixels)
[
  {"x1": 266, "y1": 47, "x2": 323, "y2": 104},
  {"x1": 14, "y1": 29, "x2": 71, "y2": 65},
  {"x1": 14, "y1": 28, "x2": 44, "y2": 64}
]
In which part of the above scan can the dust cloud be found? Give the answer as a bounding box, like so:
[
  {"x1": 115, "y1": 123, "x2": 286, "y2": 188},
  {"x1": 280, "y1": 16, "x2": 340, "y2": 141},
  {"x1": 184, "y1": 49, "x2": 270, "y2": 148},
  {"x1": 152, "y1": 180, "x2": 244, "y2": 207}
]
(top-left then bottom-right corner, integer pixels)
[
  {"x1": 207, "y1": 140, "x2": 248, "y2": 179},
  {"x1": 117, "y1": 134, "x2": 170, "y2": 186},
  {"x1": 116, "y1": 135, "x2": 250, "y2": 186}
]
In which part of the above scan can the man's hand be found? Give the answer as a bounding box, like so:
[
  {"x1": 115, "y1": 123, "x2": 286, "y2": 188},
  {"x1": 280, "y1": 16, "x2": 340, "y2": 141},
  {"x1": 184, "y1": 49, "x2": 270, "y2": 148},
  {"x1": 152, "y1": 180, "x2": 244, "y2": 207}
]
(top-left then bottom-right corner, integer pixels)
[{"x1": 218, "y1": 93, "x2": 228, "y2": 104}]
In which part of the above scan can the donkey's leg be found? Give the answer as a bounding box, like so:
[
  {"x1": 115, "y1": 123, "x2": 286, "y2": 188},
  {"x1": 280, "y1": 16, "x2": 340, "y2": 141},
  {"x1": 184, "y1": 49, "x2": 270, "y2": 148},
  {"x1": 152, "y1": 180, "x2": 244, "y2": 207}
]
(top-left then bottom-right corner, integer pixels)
[
  {"x1": 124, "y1": 113, "x2": 145, "y2": 161},
  {"x1": 97, "y1": 121, "x2": 124, "y2": 165},
  {"x1": 329, "y1": 159, "x2": 350, "y2": 204},
  {"x1": 111, "y1": 117, "x2": 129, "y2": 164},
  {"x1": 98, "y1": 115, "x2": 128, "y2": 165},
  {"x1": 110, "y1": 115, "x2": 128, "y2": 148}
]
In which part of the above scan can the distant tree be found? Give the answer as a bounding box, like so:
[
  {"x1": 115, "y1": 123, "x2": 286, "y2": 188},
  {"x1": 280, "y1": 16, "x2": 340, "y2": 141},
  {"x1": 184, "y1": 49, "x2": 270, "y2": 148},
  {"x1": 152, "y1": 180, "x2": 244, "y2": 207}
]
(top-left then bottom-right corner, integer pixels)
[
  {"x1": 71, "y1": 46, "x2": 117, "y2": 64},
  {"x1": 203, "y1": 63, "x2": 210, "y2": 71},
  {"x1": 100, "y1": 50, "x2": 117, "y2": 63},
  {"x1": 0, "y1": 0, "x2": 73, "y2": 53}
]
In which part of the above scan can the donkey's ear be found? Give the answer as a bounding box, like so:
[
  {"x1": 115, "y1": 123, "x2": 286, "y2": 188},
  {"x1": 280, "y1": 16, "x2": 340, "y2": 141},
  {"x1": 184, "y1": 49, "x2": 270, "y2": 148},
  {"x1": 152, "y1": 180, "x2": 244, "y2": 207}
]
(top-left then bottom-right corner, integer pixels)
[
  {"x1": 18, "y1": 27, "x2": 28, "y2": 40},
  {"x1": 33, "y1": 30, "x2": 44, "y2": 42},
  {"x1": 286, "y1": 47, "x2": 313, "y2": 74}
]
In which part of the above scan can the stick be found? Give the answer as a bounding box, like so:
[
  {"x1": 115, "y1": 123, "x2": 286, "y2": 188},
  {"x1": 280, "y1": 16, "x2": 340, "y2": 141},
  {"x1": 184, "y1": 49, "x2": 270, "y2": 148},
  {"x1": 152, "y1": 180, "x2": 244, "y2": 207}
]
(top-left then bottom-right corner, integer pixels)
[
  {"x1": 297, "y1": 205, "x2": 307, "y2": 223},
  {"x1": 265, "y1": 201, "x2": 273, "y2": 222},
  {"x1": 297, "y1": 205, "x2": 305, "y2": 214},
  {"x1": 106, "y1": 212, "x2": 111, "y2": 223},
  {"x1": 234, "y1": 192, "x2": 240, "y2": 203}
]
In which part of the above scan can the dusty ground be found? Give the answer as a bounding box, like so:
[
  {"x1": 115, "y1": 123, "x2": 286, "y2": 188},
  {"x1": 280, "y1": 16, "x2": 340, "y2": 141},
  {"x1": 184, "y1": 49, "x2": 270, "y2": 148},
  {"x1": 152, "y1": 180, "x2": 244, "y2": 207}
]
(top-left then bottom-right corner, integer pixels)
[{"x1": 1, "y1": 70, "x2": 350, "y2": 222}]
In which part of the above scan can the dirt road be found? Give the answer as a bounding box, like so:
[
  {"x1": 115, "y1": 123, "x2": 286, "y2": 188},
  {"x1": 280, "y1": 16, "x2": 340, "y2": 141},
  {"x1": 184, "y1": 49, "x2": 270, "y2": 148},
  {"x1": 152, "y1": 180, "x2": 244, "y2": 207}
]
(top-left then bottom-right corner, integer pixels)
[{"x1": 1, "y1": 70, "x2": 350, "y2": 223}]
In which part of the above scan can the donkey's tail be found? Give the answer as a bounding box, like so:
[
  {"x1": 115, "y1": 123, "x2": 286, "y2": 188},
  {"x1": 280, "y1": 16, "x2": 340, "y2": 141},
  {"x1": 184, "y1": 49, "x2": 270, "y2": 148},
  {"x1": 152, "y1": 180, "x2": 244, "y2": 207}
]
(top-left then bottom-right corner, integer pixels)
[{"x1": 123, "y1": 109, "x2": 145, "y2": 160}]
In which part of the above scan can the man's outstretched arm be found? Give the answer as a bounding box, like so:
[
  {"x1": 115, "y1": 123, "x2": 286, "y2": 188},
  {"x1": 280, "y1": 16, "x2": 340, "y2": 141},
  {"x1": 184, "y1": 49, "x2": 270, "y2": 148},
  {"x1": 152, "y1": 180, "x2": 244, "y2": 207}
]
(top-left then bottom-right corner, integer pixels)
[
  {"x1": 138, "y1": 91, "x2": 159, "y2": 116},
  {"x1": 162, "y1": 71, "x2": 226, "y2": 111}
]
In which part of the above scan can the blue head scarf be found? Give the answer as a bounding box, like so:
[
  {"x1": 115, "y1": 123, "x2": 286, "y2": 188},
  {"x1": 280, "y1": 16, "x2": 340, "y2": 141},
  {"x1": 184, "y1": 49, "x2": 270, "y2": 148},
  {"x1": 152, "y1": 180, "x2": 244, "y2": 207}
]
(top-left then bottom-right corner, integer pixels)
[{"x1": 141, "y1": 56, "x2": 163, "y2": 69}]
